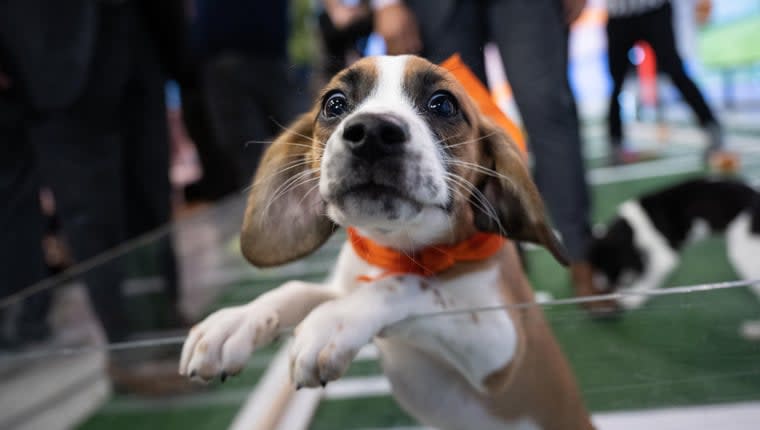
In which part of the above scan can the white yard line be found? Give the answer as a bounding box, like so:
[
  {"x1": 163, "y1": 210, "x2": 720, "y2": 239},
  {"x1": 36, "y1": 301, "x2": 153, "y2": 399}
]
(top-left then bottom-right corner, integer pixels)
[
  {"x1": 274, "y1": 389, "x2": 323, "y2": 430},
  {"x1": 593, "y1": 400, "x2": 760, "y2": 430},
  {"x1": 356, "y1": 344, "x2": 379, "y2": 361},
  {"x1": 588, "y1": 155, "x2": 699, "y2": 185},
  {"x1": 228, "y1": 342, "x2": 297, "y2": 430},
  {"x1": 323, "y1": 376, "x2": 392, "y2": 400},
  {"x1": 586, "y1": 136, "x2": 760, "y2": 185},
  {"x1": 228, "y1": 344, "x2": 381, "y2": 430}
]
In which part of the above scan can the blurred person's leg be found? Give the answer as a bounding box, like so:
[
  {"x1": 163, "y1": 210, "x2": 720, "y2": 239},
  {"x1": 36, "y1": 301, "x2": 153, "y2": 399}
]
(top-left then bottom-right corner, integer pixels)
[
  {"x1": 33, "y1": 2, "x2": 132, "y2": 343},
  {"x1": 487, "y1": 0, "x2": 590, "y2": 262},
  {"x1": 258, "y1": 59, "x2": 310, "y2": 156},
  {"x1": 487, "y1": 0, "x2": 617, "y2": 314},
  {"x1": 181, "y1": 86, "x2": 240, "y2": 201},
  {"x1": 643, "y1": 3, "x2": 721, "y2": 148},
  {"x1": 0, "y1": 114, "x2": 48, "y2": 345},
  {"x1": 202, "y1": 53, "x2": 276, "y2": 186},
  {"x1": 121, "y1": 15, "x2": 182, "y2": 324},
  {"x1": 606, "y1": 15, "x2": 636, "y2": 160},
  {"x1": 404, "y1": 0, "x2": 487, "y2": 82}
]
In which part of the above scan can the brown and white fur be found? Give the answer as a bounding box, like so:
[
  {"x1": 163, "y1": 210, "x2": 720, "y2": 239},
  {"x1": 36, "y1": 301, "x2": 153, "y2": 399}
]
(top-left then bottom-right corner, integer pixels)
[{"x1": 179, "y1": 55, "x2": 594, "y2": 430}]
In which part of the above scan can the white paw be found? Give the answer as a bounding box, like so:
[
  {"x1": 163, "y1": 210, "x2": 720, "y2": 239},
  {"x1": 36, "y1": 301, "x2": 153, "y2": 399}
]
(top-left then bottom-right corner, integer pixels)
[
  {"x1": 616, "y1": 281, "x2": 658, "y2": 310},
  {"x1": 740, "y1": 320, "x2": 760, "y2": 341},
  {"x1": 289, "y1": 301, "x2": 376, "y2": 388},
  {"x1": 617, "y1": 292, "x2": 649, "y2": 310},
  {"x1": 179, "y1": 305, "x2": 280, "y2": 382}
]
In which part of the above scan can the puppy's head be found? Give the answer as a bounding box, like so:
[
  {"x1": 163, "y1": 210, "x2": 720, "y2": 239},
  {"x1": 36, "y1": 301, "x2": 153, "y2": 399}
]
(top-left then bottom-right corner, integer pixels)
[
  {"x1": 241, "y1": 55, "x2": 568, "y2": 267},
  {"x1": 588, "y1": 219, "x2": 645, "y2": 291}
]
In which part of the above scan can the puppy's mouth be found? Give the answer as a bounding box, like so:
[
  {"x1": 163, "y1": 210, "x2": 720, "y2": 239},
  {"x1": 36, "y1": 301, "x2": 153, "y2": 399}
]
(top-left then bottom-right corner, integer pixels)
[
  {"x1": 322, "y1": 178, "x2": 449, "y2": 227},
  {"x1": 337, "y1": 182, "x2": 418, "y2": 205}
]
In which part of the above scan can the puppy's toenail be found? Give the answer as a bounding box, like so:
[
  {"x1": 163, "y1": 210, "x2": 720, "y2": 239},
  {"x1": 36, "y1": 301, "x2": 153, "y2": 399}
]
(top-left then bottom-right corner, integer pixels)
[
  {"x1": 190, "y1": 370, "x2": 197, "y2": 378},
  {"x1": 296, "y1": 384, "x2": 302, "y2": 391},
  {"x1": 320, "y1": 379, "x2": 327, "y2": 388},
  {"x1": 220, "y1": 372, "x2": 227, "y2": 383}
]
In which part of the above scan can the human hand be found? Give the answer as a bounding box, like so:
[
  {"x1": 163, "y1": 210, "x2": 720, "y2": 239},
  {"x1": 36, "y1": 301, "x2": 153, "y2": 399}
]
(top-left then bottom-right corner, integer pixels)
[
  {"x1": 695, "y1": 0, "x2": 712, "y2": 25},
  {"x1": 324, "y1": 0, "x2": 369, "y2": 30},
  {"x1": 563, "y1": 0, "x2": 587, "y2": 25},
  {"x1": 373, "y1": 3, "x2": 422, "y2": 55}
]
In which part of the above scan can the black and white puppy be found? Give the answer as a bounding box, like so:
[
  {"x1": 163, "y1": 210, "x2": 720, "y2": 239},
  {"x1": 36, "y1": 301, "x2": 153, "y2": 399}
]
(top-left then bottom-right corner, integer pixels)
[{"x1": 588, "y1": 179, "x2": 760, "y2": 337}]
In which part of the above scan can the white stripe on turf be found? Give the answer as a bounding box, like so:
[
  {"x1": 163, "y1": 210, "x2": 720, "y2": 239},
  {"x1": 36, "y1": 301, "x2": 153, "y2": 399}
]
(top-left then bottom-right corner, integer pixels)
[
  {"x1": 229, "y1": 342, "x2": 295, "y2": 430},
  {"x1": 323, "y1": 375, "x2": 391, "y2": 400},
  {"x1": 588, "y1": 155, "x2": 699, "y2": 185},
  {"x1": 593, "y1": 400, "x2": 760, "y2": 430}
]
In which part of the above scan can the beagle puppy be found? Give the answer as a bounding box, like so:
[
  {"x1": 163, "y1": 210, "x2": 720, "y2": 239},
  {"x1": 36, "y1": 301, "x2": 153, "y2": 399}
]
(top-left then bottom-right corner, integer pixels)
[{"x1": 180, "y1": 55, "x2": 594, "y2": 430}]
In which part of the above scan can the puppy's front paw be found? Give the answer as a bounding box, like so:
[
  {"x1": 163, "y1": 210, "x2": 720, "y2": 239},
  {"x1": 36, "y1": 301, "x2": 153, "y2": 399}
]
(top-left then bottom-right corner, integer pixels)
[
  {"x1": 289, "y1": 302, "x2": 375, "y2": 388},
  {"x1": 179, "y1": 305, "x2": 280, "y2": 382},
  {"x1": 617, "y1": 289, "x2": 650, "y2": 310}
]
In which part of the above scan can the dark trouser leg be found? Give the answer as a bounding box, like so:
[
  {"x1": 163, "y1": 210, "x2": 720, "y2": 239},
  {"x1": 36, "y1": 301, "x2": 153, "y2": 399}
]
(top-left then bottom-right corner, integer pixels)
[
  {"x1": 203, "y1": 55, "x2": 307, "y2": 185},
  {"x1": 606, "y1": 18, "x2": 635, "y2": 146},
  {"x1": 0, "y1": 115, "x2": 47, "y2": 342},
  {"x1": 203, "y1": 54, "x2": 271, "y2": 187},
  {"x1": 121, "y1": 17, "x2": 179, "y2": 311},
  {"x1": 256, "y1": 59, "x2": 309, "y2": 143},
  {"x1": 34, "y1": 4, "x2": 131, "y2": 342},
  {"x1": 182, "y1": 86, "x2": 240, "y2": 200},
  {"x1": 644, "y1": 3, "x2": 717, "y2": 128},
  {"x1": 404, "y1": 0, "x2": 487, "y2": 81},
  {"x1": 35, "y1": 117, "x2": 130, "y2": 342},
  {"x1": 487, "y1": 0, "x2": 591, "y2": 261}
]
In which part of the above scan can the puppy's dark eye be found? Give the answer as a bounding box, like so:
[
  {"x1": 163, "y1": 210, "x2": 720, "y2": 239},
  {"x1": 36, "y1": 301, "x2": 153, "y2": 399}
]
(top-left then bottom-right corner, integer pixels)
[
  {"x1": 323, "y1": 92, "x2": 349, "y2": 118},
  {"x1": 427, "y1": 91, "x2": 458, "y2": 117}
]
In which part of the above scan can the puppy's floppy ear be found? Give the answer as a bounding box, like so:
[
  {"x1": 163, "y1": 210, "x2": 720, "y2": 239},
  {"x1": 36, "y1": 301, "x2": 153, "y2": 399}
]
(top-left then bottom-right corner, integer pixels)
[
  {"x1": 240, "y1": 113, "x2": 335, "y2": 267},
  {"x1": 474, "y1": 119, "x2": 570, "y2": 266}
]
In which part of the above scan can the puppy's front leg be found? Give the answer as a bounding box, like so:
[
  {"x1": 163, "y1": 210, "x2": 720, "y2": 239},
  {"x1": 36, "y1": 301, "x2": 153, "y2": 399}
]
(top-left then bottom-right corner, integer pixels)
[
  {"x1": 180, "y1": 281, "x2": 337, "y2": 382},
  {"x1": 618, "y1": 259, "x2": 677, "y2": 310},
  {"x1": 290, "y1": 275, "x2": 432, "y2": 388}
]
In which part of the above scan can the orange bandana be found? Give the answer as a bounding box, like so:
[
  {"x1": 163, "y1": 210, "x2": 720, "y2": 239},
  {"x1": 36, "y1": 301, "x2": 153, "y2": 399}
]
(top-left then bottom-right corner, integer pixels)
[{"x1": 348, "y1": 227, "x2": 505, "y2": 282}]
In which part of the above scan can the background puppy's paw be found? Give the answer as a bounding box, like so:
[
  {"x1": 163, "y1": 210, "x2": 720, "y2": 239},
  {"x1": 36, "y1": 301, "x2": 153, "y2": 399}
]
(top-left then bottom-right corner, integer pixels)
[
  {"x1": 740, "y1": 319, "x2": 760, "y2": 341},
  {"x1": 617, "y1": 292, "x2": 649, "y2": 310},
  {"x1": 179, "y1": 305, "x2": 280, "y2": 382}
]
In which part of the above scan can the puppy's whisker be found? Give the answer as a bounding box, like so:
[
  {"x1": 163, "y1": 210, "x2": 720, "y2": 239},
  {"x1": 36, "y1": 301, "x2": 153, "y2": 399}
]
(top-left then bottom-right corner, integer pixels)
[
  {"x1": 245, "y1": 158, "x2": 316, "y2": 192},
  {"x1": 446, "y1": 159, "x2": 519, "y2": 191},
  {"x1": 253, "y1": 152, "x2": 317, "y2": 177},
  {"x1": 444, "y1": 173, "x2": 506, "y2": 237},
  {"x1": 296, "y1": 179, "x2": 322, "y2": 206},
  {"x1": 261, "y1": 168, "x2": 320, "y2": 216},
  {"x1": 271, "y1": 119, "x2": 326, "y2": 147},
  {"x1": 449, "y1": 179, "x2": 504, "y2": 236},
  {"x1": 432, "y1": 130, "x2": 466, "y2": 147},
  {"x1": 267, "y1": 169, "x2": 319, "y2": 206},
  {"x1": 245, "y1": 140, "x2": 319, "y2": 152},
  {"x1": 445, "y1": 131, "x2": 498, "y2": 149}
]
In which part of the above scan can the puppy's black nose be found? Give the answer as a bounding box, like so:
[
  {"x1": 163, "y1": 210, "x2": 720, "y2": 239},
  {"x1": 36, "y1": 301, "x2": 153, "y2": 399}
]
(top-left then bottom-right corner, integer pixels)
[{"x1": 342, "y1": 113, "x2": 409, "y2": 159}]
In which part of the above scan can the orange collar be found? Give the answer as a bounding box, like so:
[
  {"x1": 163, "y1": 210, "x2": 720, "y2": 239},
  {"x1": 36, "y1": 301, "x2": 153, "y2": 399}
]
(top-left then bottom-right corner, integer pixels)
[{"x1": 347, "y1": 227, "x2": 505, "y2": 282}]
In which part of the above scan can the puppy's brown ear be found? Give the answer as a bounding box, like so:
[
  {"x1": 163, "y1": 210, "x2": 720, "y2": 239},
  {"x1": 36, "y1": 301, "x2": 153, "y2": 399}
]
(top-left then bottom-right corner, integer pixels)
[
  {"x1": 240, "y1": 113, "x2": 335, "y2": 267},
  {"x1": 474, "y1": 120, "x2": 570, "y2": 266}
]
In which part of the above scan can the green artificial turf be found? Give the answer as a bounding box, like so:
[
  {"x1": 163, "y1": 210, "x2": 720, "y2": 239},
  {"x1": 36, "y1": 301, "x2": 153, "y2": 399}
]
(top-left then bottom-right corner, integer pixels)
[{"x1": 79, "y1": 406, "x2": 241, "y2": 430}]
